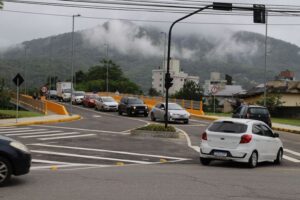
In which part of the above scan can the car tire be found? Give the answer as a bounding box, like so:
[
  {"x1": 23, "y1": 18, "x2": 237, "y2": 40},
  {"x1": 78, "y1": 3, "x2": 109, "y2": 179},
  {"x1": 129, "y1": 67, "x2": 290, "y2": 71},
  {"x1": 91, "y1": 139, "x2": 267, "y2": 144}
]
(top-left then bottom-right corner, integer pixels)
[
  {"x1": 144, "y1": 113, "x2": 148, "y2": 117},
  {"x1": 150, "y1": 113, "x2": 156, "y2": 121},
  {"x1": 274, "y1": 148, "x2": 283, "y2": 165},
  {"x1": 248, "y1": 151, "x2": 258, "y2": 168},
  {"x1": 118, "y1": 110, "x2": 122, "y2": 115},
  {"x1": 184, "y1": 119, "x2": 189, "y2": 124},
  {"x1": 200, "y1": 157, "x2": 211, "y2": 166},
  {"x1": 127, "y1": 109, "x2": 132, "y2": 117},
  {"x1": 0, "y1": 157, "x2": 12, "y2": 187}
]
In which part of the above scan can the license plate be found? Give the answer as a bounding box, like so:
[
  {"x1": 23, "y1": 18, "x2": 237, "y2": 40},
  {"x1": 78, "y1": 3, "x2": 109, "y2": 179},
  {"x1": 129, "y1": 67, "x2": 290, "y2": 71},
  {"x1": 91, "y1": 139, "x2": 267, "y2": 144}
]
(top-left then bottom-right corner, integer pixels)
[
  {"x1": 139, "y1": 110, "x2": 144, "y2": 113},
  {"x1": 213, "y1": 151, "x2": 227, "y2": 157}
]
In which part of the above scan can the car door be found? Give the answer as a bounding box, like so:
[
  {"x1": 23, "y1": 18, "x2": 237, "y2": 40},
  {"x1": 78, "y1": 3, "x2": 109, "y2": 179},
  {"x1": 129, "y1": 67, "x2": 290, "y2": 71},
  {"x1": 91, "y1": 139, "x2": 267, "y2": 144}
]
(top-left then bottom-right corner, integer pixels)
[
  {"x1": 120, "y1": 98, "x2": 128, "y2": 112},
  {"x1": 252, "y1": 124, "x2": 268, "y2": 161},
  {"x1": 232, "y1": 106, "x2": 242, "y2": 118},
  {"x1": 157, "y1": 104, "x2": 165, "y2": 120},
  {"x1": 260, "y1": 124, "x2": 279, "y2": 160}
]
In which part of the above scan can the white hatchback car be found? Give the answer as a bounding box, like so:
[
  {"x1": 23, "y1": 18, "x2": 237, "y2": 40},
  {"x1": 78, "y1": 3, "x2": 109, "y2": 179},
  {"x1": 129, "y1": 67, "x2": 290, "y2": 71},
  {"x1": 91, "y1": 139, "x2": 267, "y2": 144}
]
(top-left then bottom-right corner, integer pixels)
[{"x1": 200, "y1": 119, "x2": 283, "y2": 168}]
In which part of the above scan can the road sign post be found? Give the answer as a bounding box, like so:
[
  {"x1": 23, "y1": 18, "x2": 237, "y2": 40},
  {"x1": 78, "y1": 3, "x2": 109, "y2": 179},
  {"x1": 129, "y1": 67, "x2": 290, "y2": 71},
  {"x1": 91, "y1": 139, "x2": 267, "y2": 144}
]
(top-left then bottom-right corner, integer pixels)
[
  {"x1": 211, "y1": 85, "x2": 218, "y2": 114},
  {"x1": 13, "y1": 73, "x2": 24, "y2": 123}
]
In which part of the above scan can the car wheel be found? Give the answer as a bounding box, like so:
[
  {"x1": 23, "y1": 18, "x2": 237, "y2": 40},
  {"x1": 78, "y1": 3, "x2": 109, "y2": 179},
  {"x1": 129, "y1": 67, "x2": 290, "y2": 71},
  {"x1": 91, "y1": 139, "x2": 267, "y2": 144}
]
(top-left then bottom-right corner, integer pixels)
[
  {"x1": 118, "y1": 110, "x2": 122, "y2": 115},
  {"x1": 200, "y1": 157, "x2": 211, "y2": 166},
  {"x1": 0, "y1": 157, "x2": 12, "y2": 187},
  {"x1": 127, "y1": 110, "x2": 132, "y2": 117},
  {"x1": 248, "y1": 151, "x2": 258, "y2": 168},
  {"x1": 184, "y1": 119, "x2": 189, "y2": 124},
  {"x1": 274, "y1": 148, "x2": 283, "y2": 165},
  {"x1": 144, "y1": 113, "x2": 149, "y2": 117},
  {"x1": 150, "y1": 113, "x2": 156, "y2": 121}
]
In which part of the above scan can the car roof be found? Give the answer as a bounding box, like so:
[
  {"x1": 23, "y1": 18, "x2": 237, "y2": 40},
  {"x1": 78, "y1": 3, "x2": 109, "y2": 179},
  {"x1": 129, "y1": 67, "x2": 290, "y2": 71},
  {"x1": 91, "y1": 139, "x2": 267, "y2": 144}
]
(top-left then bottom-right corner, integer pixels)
[
  {"x1": 241, "y1": 105, "x2": 267, "y2": 109},
  {"x1": 214, "y1": 118, "x2": 265, "y2": 125}
]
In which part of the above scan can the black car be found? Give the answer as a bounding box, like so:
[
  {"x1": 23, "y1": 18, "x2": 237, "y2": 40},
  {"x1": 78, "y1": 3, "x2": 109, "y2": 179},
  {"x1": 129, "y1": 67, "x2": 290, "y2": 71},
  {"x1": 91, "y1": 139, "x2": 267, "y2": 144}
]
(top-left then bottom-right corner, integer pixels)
[
  {"x1": 232, "y1": 105, "x2": 272, "y2": 127},
  {"x1": 118, "y1": 97, "x2": 149, "y2": 117},
  {"x1": 0, "y1": 135, "x2": 31, "y2": 186}
]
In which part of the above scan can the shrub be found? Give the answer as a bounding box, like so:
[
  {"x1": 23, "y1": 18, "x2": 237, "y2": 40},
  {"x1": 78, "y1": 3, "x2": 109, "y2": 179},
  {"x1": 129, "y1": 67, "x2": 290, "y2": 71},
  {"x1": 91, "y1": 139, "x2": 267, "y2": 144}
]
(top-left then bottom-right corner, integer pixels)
[{"x1": 137, "y1": 124, "x2": 176, "y2": 132}]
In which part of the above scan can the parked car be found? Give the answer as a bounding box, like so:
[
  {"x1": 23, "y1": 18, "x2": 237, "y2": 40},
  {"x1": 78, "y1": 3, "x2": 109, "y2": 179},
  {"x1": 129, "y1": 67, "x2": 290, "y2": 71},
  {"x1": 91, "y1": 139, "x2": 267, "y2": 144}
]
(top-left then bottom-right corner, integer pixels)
[
  {"x1": 150, "y1": 102, "x2": 190, "y2": 124},
  {"x1": 47, "y1": 90, "x2": 57, "y2": 99},
  {"x1": 82, "y1": 94, "x2": 99, "y2": 108},
  {"x1": 199, "y1": 119, "x2": 283, "y2": 168},
  {"x1": 118, "y1": 97, "x2": 149, "y2": 117},
  {"x1": 72, "y1": 91, "x2": 85, "y2": 105},
  {"x1": 0, "y1": 135, "x2": 31, "y2": 186},
  {"x1": 95, "y1": 96, "x2": 118, "y2": 111},
  {"x1": 232, "y1": 105, "x2": 272, "y2": 127}
]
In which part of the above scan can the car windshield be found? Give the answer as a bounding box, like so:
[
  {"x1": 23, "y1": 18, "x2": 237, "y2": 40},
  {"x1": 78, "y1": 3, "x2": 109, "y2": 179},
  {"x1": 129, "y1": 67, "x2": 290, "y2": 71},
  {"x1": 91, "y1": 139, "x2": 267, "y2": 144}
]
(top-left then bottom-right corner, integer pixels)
[
  {"x1": 128, "y1": 98, "x2": 143, "y2": 104},
  {"x1": 102, "y1": 97, "x2": 115, "y2": 102},
  {"x1": 249, "y1": 108, "x2": 269, "y2": 115},
  {"x1": 208, "y1": 121, "x2": 247, "y2": 133},
  {"x1": 168, "y1": 103, "x2": 183, "y2": 110},
  {"x1": 75, "y1": 92, "x2": 84, "y2": 96},
  {"x1": 63, "y1": 89, "x2": 71, "y2": 93}
]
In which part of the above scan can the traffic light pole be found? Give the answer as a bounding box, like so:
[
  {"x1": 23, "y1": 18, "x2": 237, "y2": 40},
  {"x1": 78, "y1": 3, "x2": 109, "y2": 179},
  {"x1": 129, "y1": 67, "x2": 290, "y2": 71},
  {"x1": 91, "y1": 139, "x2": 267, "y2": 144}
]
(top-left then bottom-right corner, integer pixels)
[{"x1": 165, "y1": 5, "x2": 213, "y2": 128}]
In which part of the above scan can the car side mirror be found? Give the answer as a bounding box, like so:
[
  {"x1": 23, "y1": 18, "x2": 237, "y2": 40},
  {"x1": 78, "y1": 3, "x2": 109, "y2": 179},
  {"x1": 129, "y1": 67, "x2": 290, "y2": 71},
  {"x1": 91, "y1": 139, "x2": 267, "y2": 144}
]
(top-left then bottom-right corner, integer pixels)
[{"x1": 273, "y1": 133, "x2": 279, "y2": 138}]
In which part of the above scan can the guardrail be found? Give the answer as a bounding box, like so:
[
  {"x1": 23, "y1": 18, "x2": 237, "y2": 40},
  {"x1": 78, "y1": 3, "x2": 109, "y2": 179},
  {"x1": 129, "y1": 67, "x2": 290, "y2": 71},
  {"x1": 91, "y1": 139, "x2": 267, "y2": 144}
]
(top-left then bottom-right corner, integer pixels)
[
  {"x1": 43, "y1": 100, "x2": 69, "y2": 115},
  {"x1": 10, "y1": 94, "x2": 47, "y2": 114},
  {"x1": 98, "y1": 92, "x2": 205, "y2": 115}
]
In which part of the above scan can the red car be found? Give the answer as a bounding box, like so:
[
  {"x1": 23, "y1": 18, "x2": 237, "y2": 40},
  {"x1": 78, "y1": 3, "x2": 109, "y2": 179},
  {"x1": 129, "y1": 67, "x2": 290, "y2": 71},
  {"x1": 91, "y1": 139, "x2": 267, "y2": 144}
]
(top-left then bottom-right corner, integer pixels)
[{"x1": 82, "y1": 94, "x2": 99, "y2": 108}]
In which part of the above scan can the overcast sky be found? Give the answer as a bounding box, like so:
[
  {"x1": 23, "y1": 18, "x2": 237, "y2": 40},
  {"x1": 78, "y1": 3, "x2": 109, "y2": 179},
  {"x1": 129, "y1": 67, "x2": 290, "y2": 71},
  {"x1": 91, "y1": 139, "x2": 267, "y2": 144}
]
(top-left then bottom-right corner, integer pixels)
[{"x1": 1, "y1": 0, "x2": 300, "y2": 49}]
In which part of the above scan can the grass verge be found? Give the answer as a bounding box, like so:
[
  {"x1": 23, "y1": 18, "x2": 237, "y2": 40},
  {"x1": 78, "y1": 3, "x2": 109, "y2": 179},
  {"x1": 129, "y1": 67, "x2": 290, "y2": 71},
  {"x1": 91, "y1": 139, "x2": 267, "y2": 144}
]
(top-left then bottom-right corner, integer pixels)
[
  {"x1": 137, "y1": 124, "x2": 176, "y2": 132},
  {"x1": 272, "y1": 118, "x2": 300, "y2": 127},
  {"x1": 0, "y1": 109, "x2": 44, "y2": 119}
]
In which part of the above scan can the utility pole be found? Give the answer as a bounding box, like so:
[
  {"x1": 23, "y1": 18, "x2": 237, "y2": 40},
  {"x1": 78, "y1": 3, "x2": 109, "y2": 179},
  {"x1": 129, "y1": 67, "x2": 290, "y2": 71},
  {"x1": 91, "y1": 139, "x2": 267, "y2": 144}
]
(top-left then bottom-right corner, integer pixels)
[
  {"x1": 70, "y1": 14, "x2": 80, "y2": 115},
  {"x1": 264, "y1": 11, "x2": 268, "y2": 107},
  {"x1": 104, "y1": 43, "x2": 109, "y2": 93}
]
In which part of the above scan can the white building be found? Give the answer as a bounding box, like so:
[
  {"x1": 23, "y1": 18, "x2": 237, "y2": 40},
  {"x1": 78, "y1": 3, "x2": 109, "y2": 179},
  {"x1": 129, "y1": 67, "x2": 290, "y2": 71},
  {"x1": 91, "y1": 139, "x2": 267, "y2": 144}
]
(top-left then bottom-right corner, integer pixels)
[{"x1": 152, "y1": 59, "x2": 199, "y2": 96}]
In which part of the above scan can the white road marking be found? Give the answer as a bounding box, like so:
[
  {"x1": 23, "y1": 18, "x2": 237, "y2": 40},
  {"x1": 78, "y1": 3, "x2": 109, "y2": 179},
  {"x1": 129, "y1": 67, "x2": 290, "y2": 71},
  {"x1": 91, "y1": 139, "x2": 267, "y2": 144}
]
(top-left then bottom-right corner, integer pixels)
[
  {"x1": 30, "y1": 150, "x2": 152, "y2": 164},
  {"x1": 0, "y1": 129, "x2": 46, "y2": 134},
  {"x1": 93, "y1": 115, "x2": 102, "y2": 118},
  {"x1": 34, "y1": 125, "x2": 130, "y2": 135},
  {"x1": 176, "y1": 128, "x2": 200, "y2": 153},
  {"x1": 38, "y1": 134, "x2": 96, "y2": 140},
  {"x1": 6, "y1": 130, "x2": 61, "y2": 136},
  {"x1": 283, "y1": 155, "x2": 300, "y2": 163},
  {"x1": 284, "y1": 149, "x2": 300, "y2": 157},
  {"x1": 0, "y1": 127, "x2": 31, "y2": 131},
  {"x1": 28, "y1": 143, "x2": 189, "y2": 160},
  {"x1": 21, "y1": 132, "x2": 80, "y2": 138}
]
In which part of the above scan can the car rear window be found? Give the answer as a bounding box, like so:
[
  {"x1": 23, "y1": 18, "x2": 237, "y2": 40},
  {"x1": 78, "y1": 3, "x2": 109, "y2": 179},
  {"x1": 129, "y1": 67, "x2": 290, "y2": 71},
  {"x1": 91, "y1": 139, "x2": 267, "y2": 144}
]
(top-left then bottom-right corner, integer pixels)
[
  {"x1": 249, "y1": 108, "x2": 269, "y2": 115},
  {"x1": 208, "y1": 121, "x2": 247, "y2": 133}
]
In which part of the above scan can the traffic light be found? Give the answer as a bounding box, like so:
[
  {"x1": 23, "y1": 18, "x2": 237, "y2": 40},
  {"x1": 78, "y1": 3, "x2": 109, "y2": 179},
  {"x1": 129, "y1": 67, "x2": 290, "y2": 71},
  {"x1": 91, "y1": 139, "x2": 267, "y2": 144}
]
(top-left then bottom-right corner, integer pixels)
[
  {"x1": 165, "y1": 73, "x2": 173, "y2": 89},
  {"x1": 253, "y1": 4, "x2": 265, "y2": 24}
]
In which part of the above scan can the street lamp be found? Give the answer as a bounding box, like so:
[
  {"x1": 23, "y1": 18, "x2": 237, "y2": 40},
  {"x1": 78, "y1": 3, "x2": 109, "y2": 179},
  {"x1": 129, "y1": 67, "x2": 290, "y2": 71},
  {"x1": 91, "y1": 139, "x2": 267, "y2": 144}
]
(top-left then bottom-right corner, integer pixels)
[
  {"x1": 70, "y1": 14, "x2": 80, "y2": 115},
  {"x1": 24, "y1": 46, "x2": 28, "y2": 95},
  {"x1": 263, "y1": 11, "x2": 269, "y2": 107},
  {"x1": 160, "y1": 32, "x2": 167, "y2": 97},
  {"x1": 164, "y1": 3, "x2": 232, "y2": 128},
  {"x1": 104, "y1": 43, "x2": 109, "y2": 93}
]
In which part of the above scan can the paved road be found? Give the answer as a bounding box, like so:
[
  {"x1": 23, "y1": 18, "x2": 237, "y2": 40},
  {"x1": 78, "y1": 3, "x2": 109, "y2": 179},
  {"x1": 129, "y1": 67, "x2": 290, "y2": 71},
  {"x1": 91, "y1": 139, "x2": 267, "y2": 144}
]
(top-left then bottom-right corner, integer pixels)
[{"x1": 1, "y1": 103, "x2": 300, "y2": 200}]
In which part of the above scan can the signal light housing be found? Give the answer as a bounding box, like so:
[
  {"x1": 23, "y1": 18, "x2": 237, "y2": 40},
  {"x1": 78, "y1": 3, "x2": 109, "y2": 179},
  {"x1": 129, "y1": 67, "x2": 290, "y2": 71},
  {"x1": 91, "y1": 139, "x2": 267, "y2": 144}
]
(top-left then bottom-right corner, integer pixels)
[{"x1": 240, "y1": 134, "x2": 252, "y2": 144}]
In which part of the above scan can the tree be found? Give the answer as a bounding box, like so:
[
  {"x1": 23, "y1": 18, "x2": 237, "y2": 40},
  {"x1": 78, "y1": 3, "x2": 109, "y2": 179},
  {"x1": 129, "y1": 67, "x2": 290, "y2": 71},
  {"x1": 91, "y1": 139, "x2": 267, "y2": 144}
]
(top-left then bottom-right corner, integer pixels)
[
  {"x1": 0, "y1": 1, "x2": 3, "y2": 9},
  {"x1": 256, "y1": 94, "x2": 284, "y2": 111},
  {"x1": 0, "y1": 77, "x2": 11, "y2": 109},
  {"x1": 148, "y1": 87, "x2": 161, "y2": 96},
  {"x1": 172, "y1": 81, "x2": 203, "y2": 101}
]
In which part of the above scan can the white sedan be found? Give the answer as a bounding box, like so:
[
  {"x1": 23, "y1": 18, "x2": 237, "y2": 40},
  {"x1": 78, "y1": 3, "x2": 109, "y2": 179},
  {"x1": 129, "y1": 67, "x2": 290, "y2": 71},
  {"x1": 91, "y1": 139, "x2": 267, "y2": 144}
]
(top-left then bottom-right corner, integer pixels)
[
  {"x1": 200, "y1": 119, "x2": 283, "y2": 168},
  {"x1": 95, "y1": 96, "x2": 118, "y2": 111}
]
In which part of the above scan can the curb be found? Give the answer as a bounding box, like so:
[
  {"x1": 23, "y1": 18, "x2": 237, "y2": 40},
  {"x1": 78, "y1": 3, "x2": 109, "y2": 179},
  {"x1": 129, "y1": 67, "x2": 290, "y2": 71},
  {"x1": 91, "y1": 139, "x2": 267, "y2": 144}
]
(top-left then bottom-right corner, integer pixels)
[
  {"x1": 191, "y1": 114, "x2": 300, "y2": 134},
  {"x1": 0, "y1": 115, "x2": 81, "y2": 127}
]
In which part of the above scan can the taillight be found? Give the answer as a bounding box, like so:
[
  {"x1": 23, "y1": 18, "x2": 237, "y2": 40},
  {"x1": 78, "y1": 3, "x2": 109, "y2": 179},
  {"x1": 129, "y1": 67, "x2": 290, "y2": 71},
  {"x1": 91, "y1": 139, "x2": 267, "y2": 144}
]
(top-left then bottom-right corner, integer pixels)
[
  {"x1": 202, "y1": 132, "x2": 207, "y2": 140},
  {"x1": 240, "y1": 134, "x2": 252, "y2": 144},
  {"x1": 246, "y1": 113, "x2": 250, "y2": 118}
]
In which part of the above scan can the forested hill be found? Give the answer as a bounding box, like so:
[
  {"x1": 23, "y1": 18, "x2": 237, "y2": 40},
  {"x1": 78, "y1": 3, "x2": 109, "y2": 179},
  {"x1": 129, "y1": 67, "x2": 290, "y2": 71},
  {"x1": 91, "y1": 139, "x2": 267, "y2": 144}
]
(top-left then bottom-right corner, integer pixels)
[{"x1": 1, "y1": 20, "x2": 299, "y2": 92}]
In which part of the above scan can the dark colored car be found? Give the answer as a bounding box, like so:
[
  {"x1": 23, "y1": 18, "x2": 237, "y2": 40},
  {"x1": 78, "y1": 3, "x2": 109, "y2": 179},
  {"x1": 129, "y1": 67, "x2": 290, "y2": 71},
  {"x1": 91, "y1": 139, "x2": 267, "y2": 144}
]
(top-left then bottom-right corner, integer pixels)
[
  {"x1": 232, "y1": 105, "x2": 272, "y2": 127},
  {"x1": 82, "y1": 94, "x2": 99, "y2": 108},
  {"x1": 0, "y1": 135, "x2": 31, "y2": 186},
  {"x1": 118, "y1": 97, "x2": 149, "y2": 117}
]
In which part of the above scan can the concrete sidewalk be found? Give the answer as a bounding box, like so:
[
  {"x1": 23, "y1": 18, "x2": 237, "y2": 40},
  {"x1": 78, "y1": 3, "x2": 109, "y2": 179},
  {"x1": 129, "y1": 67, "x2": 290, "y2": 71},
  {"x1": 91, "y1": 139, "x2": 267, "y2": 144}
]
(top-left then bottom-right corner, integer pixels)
[
  {"x1": 192, "y1": 114, "x2": 300, "y2": 134},
  {"x1": 0, "y1": 114, "x2": 81, "y2": 127}
]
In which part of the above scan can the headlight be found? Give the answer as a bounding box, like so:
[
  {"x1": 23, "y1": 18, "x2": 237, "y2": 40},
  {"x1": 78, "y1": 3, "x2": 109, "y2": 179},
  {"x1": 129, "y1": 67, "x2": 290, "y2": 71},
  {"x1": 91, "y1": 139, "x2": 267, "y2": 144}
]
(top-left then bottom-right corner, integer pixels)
[
  {"x1": 145, "y1": 106, "x2": 148, "y2": 109},
  {"x1": 133, "y1": 106, "x2": 136, "y2": 109},
  {"x1": 10, "y1": 141, "x2": 30, "y2": 153},
  {"x1": 169, "y1": 112, "x2": 174, "y2": 116}
]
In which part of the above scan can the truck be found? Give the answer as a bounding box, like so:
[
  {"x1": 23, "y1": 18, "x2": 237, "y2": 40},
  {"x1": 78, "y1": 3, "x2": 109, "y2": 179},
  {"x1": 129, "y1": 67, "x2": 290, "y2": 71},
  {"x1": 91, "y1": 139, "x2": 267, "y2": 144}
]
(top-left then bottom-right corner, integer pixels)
[{"x1": 56, "y1": 82, "x2": 72, "y2": 102}]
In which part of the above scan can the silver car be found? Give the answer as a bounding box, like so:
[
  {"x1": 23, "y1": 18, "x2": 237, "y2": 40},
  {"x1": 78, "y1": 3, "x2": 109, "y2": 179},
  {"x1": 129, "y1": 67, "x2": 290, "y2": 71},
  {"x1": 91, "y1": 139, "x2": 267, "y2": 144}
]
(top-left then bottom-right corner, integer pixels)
[
  {"x1": 150, "y1": 103, "x2": 190, "y2": 124},
  {"x1": 95, "y1": 96, "x2": 118, "y2": 111},
  {"x1": 72, "y1": 91, "x2": 85, "y2": 105}
]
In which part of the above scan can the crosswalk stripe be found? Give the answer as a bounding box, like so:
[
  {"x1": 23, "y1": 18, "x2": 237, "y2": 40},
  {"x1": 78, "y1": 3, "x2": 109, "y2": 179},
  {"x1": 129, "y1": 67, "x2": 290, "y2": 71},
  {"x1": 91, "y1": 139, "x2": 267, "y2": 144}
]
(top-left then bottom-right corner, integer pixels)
[
  {"x1": 0, "y1": 129, "x2": 46, "y2": 134},
  {"x1": 0, "y1": 127, "x2": 32, "y2": 132},
  {"x1": 21, "y1": 132, "x2": 79, "y2": 138},
  {"x1": 283, "y1": 155, "x2": 300, "y2": 163},
  {"x1": 30, "y1": 150, "x2": 152, "y2": 164},
  {"x1": 6, "y1": 130, "x2": 62, "y2": 136},
  {"x1": 284, "y1": 149, "x2": 300, "y2": 157},
  {"x1": 38, "y1": 134, "x2": 96, "y2": 141}
]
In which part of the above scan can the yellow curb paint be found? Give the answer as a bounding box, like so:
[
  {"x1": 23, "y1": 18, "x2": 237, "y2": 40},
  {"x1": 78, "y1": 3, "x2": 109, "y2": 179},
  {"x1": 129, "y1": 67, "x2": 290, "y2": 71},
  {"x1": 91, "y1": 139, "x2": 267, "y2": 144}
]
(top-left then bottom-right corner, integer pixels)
[
  {"x1": 116, "y1": 162, "x2": 124, "y2": 166},
  {"x1": 160, "y1": 159, "x2": 167, "y2": 163},
  {"x1": 50, "y1": 166, "x2": 58, "y2": 171}
]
